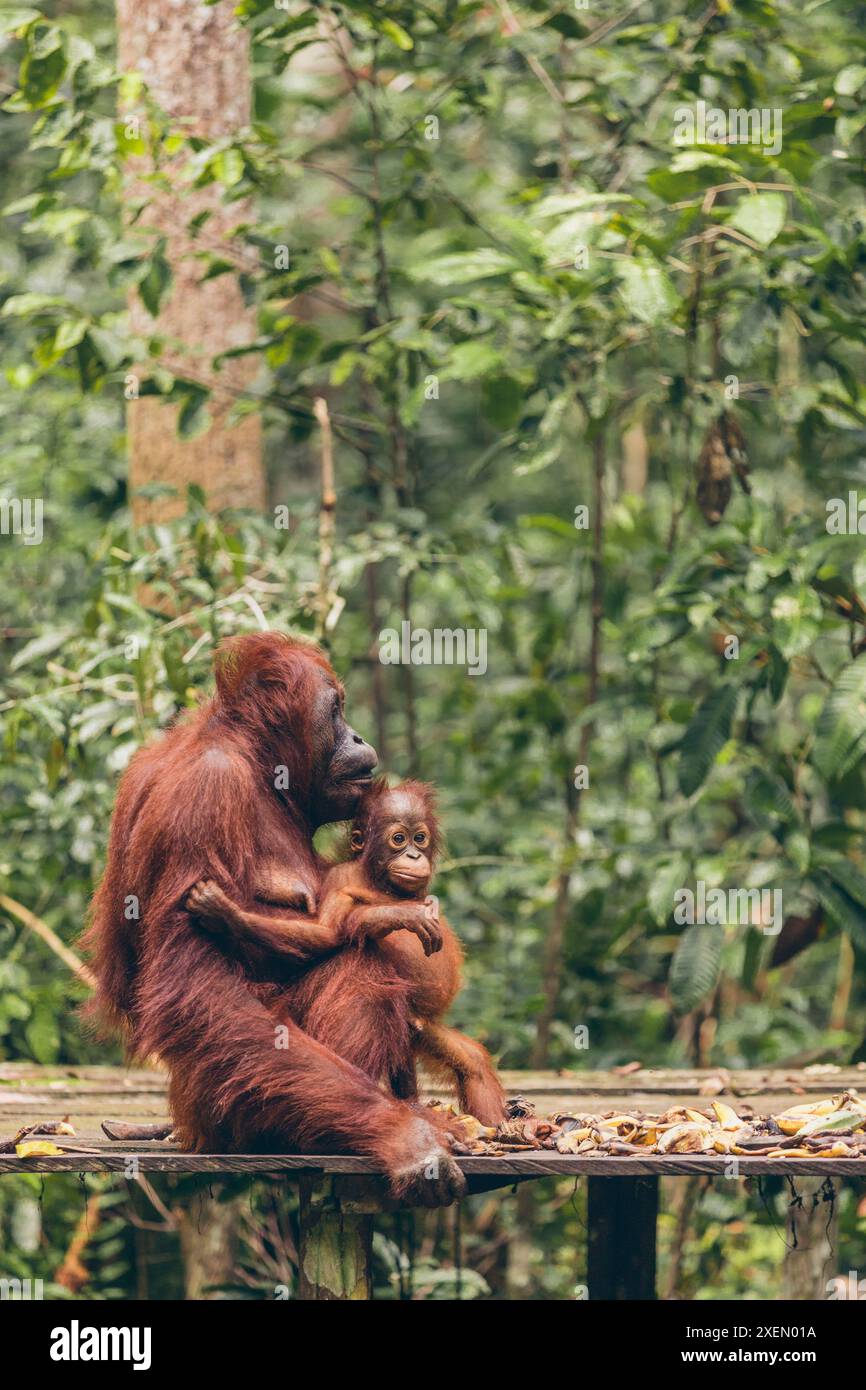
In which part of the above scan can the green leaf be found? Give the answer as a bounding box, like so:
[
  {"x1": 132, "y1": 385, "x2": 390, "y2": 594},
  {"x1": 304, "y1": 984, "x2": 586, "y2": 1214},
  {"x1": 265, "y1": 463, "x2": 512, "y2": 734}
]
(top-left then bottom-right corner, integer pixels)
[
  {"x1": 212, "y1": 147, "x2": 244, "y2": 187},
  {"x1": 6, "y1": 362, "x2": 37, "y2": 388},
  {"x1": 648, "y1": 854, "x2": 688, "y2": 925},
  {"x1": 27, "y1": 207, "x2": 89, "y2": 240},
  {"x1": 198, "y1": 257, "x2": 235, "y2": 283},
  {"x1": 544, "y1": 12, "x2": 587, "y2": 38},
  {"x1": 812, "y1": 656, "x2": 866, "y2": 780},
  {"x1": 786, "y1": 830, "x2": 810, "y2": 874},
  {"x1": 677, "y1": 684, "x2": 738, "y2": 796},
  {"x1": 813, "y1": 851, "x2": 866, "y2": 910},
  {"x1": 53, "y1": 317, "x2": 88, "y2": 353},
  {"x1": 2, "y1": 191, "x2": 43, "y2": 216},
  {"x1": 0, "y1": 9, "x2": 41, "y2": 35},
  {"x1": 443, "y1": 341, "x2": 502, "y2": 380},
  {"x1": 669, "y1": 925, "x2": 724, "y2": 1014},
  {"x1": 413, "y1": 250, "x2": 519, "y2": 286},
  {"x1": 814, "y1": 870, "x2": 866, "y2": 951},
  {"x1": 835, "y1": 64, "x2": 866, "y2": 96},
  {"x1": 727, "y1": 193, "x2": 787, "y2": 247},
  {"x1": 272, "y1": 10, "x2": 318, "y2": 36},
  {"x1": 617, "y1": 259, "x2": 679, "y2": 325},
  {"x1": 765, "y1": 644, "x2": 788, "y2": 704},
  {"x1": 1, "y1": 291, "x2": 65, "y2": 317},
  {"x1": 138, "y1": 247, "x2": 172, "y2": 316},
  {"x1": 25, "y1": 1008, "x2": 60, "y2": 1064},
  {"x1": 378, "y1": 17, "x2": 413, "y2": 50},
  {"x1": 744, "y1": 768, "x2": 795, "y2": 829},
  {"x1": 669, "y1": 149, "x2": 739, "y2": 174},
  {"x1": 520, "y1": 514, "x2": 576, "y2": 539},
  {"x1": 18, "y1": 22, "x2": 67, "y2": 108},
  {"x1": 740, "y1": 927, "x2": 764, "y2": 992},
  {"x1": 177, "y1": 387, "x2": 210, "y2": 439},
  {"x1": 770, "y1": 585, "x2": 822, "y2": 657},
  {"x1": 836, "y1": 110, "x2": 866, "y2": 146},
  {"x1": 481, "y1": 374, "x2": 524, "y2": 429},
  {"x1": 75, "y1": 702, "x2": 120, "y2": 744},
  {"x1": 86, "y1": 325, "x2": 126, "y2": 370},
  {"x1": 10, "y1": 628, "x2": 75, "y2": 671}
]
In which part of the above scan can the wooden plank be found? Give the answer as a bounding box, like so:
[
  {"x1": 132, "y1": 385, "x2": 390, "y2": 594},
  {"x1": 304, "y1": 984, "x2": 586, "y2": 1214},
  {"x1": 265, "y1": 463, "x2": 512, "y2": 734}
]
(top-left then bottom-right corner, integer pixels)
[
  {"x1": 3, "y1": 1063, "x2": 865, "y2": 1094},
  {"x1": 0, "y1": 1099, "x2": 170, "y2": 1119},
  {"x1": 588, "y1": 1176, "x2": 658, "y2": 1299},
  {"x1": 5, "y1": 1092, "x2": 858, "y2": 1137},
  {"x1": 500, "y1": 1067, "x2": 866, "y2": 1096},
  {"x1": 0, "y1": 1065, "x2": 165, "y2": 1089},
  {"x1": 1, "y1": 1150, "x2": 864, "y2": 1177}
]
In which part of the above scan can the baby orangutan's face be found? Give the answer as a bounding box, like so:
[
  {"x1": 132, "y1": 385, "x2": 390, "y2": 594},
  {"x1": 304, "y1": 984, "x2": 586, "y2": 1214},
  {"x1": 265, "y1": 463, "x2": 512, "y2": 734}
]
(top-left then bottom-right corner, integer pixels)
[
  {"x1": 351, "y1": 798, "x2": 434, "y2": 897},
  {"x1": 382, "y1": 818, "x2": 432, "y2": 892}
]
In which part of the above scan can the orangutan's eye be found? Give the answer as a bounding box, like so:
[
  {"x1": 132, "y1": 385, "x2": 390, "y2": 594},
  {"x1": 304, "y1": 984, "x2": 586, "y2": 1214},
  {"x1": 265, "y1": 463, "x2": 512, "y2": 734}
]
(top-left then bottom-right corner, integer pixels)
[
  {"x1": 414, "y1": 831, "x2": 429, "y2": 847},
  {"x1": 392, "y1": 831, "x2": 406, "y2": 847}
]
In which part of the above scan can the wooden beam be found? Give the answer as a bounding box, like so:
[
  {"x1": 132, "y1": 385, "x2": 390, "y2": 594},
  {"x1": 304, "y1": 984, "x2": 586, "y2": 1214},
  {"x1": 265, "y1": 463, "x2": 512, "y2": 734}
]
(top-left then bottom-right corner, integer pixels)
[
  {"x1": 2, "y1": 1150, "x2": 864, "y2": 1176},
  {"x1": 4, "y1": 1061, "x2": 866, "y2": 1094},
  {"x1": 588, "y1": 1175, "x2": 658, "y2": 1300},
  {"x1": 297, "y1": 1177, "x2": 379, "y2": 1301}
]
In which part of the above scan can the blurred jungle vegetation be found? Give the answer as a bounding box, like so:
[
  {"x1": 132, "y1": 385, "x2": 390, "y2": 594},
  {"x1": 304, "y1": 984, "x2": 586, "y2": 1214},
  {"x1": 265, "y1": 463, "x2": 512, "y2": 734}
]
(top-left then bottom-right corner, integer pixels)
[{"x1": 1, "y1": 0, "x2": 865, "y2": 1299}]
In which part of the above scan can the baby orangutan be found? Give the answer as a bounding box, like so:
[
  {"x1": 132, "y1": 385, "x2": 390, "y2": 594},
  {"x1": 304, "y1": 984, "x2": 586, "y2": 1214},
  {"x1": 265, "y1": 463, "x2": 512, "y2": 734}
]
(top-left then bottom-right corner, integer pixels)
[{"x1": 186, "y1": 781, "x2": 506, "y2": 1126}]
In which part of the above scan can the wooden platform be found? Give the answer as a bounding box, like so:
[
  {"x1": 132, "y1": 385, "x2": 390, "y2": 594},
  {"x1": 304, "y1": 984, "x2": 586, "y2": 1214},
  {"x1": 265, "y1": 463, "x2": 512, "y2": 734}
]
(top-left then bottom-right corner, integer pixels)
[
  {"x1": 3, "y1": 1061, "x2": 866, "y2": 1177},
  {"x1": 4, "y1": 1062, "x2": 865, "y2": 1299}
]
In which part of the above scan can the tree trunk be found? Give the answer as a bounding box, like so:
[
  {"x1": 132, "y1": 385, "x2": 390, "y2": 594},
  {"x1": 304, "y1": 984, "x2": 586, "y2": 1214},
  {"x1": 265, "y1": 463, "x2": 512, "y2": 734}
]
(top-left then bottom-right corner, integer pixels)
[
  {"x1": 621, "y1": 421, "x2": 647, "y2": 495},
  {"x1": 116, "y1": 1, "x2": 263, "y2": 1296},
  {"x1": 117, "y1": 0, "x2": 264, "y2": 522}
]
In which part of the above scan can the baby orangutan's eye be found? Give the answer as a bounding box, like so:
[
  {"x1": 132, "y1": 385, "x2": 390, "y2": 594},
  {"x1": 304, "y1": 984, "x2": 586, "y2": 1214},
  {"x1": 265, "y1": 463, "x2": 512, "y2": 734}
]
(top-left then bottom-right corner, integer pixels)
[
  {"x1": 391, "y1": 831, "x2": 406, "y2": 847},
  {"x1": 414, "y1": 831, "x2": 429, "y2": 847}
]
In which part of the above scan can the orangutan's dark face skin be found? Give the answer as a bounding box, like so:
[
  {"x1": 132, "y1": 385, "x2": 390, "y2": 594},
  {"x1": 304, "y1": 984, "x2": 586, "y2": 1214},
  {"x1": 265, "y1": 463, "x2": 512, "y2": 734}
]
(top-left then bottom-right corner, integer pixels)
[{"x1": 309, "y1": 679, "x2": 377, "y2": 827}]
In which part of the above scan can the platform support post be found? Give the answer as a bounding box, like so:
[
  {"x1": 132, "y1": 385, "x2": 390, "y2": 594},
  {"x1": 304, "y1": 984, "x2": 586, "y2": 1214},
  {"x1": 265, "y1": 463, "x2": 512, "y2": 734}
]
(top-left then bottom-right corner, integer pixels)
[
  {"x1": 587, "y1": 1176, "x2": 658, "y2": 1300},
  {"x1": 297, "y1": 1176, "x2": 383, "y2": 1300}
]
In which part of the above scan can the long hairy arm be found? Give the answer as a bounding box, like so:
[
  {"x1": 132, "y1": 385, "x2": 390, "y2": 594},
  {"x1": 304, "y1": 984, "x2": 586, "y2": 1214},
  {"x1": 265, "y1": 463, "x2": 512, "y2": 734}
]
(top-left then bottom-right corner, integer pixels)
[{"x1": 186, "y1": 877, "x2": 342, "y2": 972}]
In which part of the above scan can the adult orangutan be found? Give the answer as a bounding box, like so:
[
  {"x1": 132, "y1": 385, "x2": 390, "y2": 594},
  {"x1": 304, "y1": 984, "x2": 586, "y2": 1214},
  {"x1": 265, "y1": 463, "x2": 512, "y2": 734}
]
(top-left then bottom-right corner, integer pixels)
[
  {"x1": 83, "y1": 632, "x2": 465, "y2": 1206},
  {"x1": 187, "y1": 780, "x2": 506, "y2": 1126}
]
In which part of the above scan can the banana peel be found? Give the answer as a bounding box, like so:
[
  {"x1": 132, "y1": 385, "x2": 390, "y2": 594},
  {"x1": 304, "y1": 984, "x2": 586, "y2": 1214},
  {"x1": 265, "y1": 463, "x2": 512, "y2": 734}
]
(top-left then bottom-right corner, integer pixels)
[
  {"x1": 775, "y1": 1092, "x2": 866, "y2": 1135},
  {"x1": 711, "y1": 1101, "x2": 744, "y2": 1130},
  {"x1": 658, "y1": 1122, "x2": 714, "y2": 1154},
  {"x1": 452, "y1": 1113, "x2": 498, "y2": 1142},
  {"x1": 16, "y1": 1139, "x2": 64, "y2": 1158},
  {"x1": 443, "y1": 1091, "x2": 866, "y2": 1159},
  {"x1": 795, "y1": 1109, "x2": 866, "y2": 1138}
]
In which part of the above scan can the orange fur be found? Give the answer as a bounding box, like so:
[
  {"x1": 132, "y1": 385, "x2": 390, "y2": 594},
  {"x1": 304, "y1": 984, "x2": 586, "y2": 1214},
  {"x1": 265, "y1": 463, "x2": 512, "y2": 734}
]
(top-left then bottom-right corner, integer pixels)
[
  {"x1": 292, "y1": 783, "x2": 506, "y2": 1125},
  {"x1": 82, "y1": 634, "x2": 465, "y2": 1203}
]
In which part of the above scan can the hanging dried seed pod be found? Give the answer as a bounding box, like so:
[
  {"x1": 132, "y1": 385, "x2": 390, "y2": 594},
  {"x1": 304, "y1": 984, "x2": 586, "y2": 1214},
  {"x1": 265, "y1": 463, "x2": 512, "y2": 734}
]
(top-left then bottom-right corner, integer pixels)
[
  {"x1": 719, "y1": 410, "x2": 751, "y2": 496},
  {"x1": 696, "y1": 411, "x2": 750, "y2": 525}
]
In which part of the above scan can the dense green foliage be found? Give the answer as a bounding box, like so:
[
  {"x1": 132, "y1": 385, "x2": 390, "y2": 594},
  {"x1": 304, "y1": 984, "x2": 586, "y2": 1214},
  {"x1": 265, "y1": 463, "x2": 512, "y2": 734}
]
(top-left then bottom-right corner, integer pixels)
[{"x1": 1, "y1": 0, "x2": 865, "y2": 1299}]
